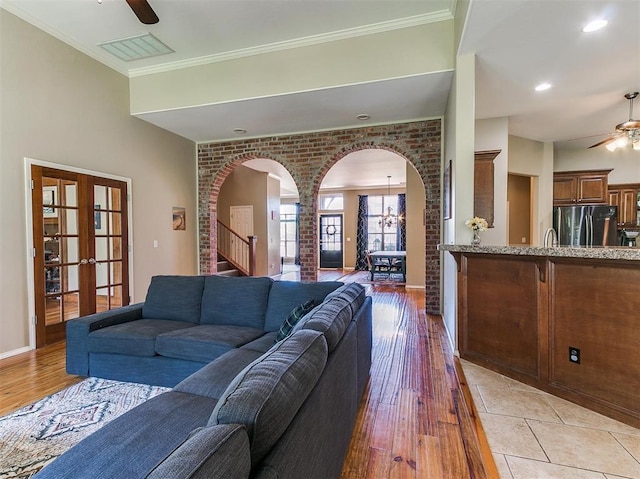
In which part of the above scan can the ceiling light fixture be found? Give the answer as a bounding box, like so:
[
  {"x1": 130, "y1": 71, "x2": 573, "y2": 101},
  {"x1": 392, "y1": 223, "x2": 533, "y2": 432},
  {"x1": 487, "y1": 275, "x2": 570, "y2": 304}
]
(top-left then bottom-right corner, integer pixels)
[
  {"x1": 582, "y1": 20, "x2": 608, "y2": 33},
  {"x1": 535, "y1": 82, "x2": 552, "y2": 92},
  {"x1": 590, "y1": 92, "x2": 640, "y2": 152},
  {"x1": 356, "y1": 114, "x2": 370, "y2": 121},
  {"x1": 233, "y1": 128, "x2": 247, "y2": 134}
]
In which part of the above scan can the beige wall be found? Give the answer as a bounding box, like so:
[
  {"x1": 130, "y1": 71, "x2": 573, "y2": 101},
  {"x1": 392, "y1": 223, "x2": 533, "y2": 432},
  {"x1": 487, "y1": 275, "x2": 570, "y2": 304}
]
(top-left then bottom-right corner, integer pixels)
[
  {"x1": 405, "y1": 162, "x2": 426, "y2": 288},
  {"x1": 0, "y1": 11, "x2": 197, "y2": 357},
  {"x1": 266, "y1": 175, "x2": 281, "y2": 276},
  {"x1": 508, "y1": 135, "x2": 554, "y2": 245},
  {"x1": 218, "y1": 165, "x2": 279, "y2": 276}
]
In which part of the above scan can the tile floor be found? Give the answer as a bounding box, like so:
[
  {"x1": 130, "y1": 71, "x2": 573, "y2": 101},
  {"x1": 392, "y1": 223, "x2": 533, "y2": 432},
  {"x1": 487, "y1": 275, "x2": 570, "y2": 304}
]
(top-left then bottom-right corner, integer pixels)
[{"x1": 460, "y1": 359, "x2": 640, "y2": 479}]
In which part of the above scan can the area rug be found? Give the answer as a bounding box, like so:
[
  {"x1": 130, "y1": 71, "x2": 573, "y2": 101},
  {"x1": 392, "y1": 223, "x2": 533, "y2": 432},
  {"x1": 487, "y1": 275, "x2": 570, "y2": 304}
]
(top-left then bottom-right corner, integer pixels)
[{"x1": 0, "y1": 377, "x2": 169, "y2": 479}]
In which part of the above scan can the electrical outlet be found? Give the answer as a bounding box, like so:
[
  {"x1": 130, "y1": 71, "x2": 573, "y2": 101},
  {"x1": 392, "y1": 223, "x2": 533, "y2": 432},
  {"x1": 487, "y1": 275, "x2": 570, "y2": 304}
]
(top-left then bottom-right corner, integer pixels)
[
  {"x1": 521, "y1": 237, "x2": 527, "y2": 243},
  {"x1": 569, "y1": 347, "x2": 580, "y2": 364}
]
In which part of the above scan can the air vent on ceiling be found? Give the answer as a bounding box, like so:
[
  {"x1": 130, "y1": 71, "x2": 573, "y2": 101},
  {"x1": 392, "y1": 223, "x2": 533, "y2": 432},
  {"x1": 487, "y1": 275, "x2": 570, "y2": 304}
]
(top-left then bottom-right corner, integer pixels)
[{"x1": 98, "y1": 33, "x2": 173, "y2": 62}]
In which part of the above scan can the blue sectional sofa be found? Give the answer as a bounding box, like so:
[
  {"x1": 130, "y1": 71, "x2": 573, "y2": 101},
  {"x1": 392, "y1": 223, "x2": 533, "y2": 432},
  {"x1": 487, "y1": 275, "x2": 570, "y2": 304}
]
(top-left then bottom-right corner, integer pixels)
[{"x1": 38, "y1": 276, "x2": 372, "y2": 479}]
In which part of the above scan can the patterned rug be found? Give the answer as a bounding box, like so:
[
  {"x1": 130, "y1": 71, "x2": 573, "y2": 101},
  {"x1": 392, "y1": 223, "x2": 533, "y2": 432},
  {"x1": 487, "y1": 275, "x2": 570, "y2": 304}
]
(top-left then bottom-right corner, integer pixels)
[{"x1": 0, "y1": 377, "x2": 169, "y2": 479}]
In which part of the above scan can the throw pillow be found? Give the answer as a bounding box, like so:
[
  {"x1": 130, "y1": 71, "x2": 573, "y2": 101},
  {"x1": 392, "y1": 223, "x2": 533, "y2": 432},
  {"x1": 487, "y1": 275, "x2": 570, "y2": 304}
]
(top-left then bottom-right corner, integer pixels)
[{"x1": 275, "y1": 299, "x2": 317, "y2": 343}]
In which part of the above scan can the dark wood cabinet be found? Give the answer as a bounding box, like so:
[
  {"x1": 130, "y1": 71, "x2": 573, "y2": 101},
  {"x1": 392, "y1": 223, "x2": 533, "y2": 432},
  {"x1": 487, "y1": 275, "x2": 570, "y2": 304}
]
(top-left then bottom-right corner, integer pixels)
[
  {"x1": 474, "y1": 150, "x2": 500, "y2": 227},
  {"x1": 608, "y1": 183, "x2": 640, "y2": 228},
  {"x1": 553, "y1": 169, "x2": 612, "y2": 205}
]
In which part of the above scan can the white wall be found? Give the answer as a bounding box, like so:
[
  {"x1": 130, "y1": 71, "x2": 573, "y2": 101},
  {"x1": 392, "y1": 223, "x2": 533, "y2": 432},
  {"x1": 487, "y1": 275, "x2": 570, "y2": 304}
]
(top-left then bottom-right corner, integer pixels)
[
  {"x1": 475, "y1": 117, "x2": 509, "y2": 245},
  {"x1": 441, "y1": 52, "x2": 476, "y2": 351},
  {"x1": 0, "y1": 11, "x2": 197, "y2": 357}
]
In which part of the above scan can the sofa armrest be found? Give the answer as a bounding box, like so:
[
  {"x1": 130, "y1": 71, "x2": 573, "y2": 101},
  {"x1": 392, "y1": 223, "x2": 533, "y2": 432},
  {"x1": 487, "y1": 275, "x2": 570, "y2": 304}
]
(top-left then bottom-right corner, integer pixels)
[{"x1": 66, "y1": 303, "x2": 144, "y2": 376}]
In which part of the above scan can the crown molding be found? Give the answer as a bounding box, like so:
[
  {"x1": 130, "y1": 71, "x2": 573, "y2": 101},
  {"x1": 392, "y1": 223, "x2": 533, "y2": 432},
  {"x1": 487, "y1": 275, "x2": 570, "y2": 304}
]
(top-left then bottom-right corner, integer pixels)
[
  {"x1": 129, "y1": 11, "x2": 453, "y2": 78},
  {"x1": 0, "y1": 3, "x2": 130, "y2": 76}
]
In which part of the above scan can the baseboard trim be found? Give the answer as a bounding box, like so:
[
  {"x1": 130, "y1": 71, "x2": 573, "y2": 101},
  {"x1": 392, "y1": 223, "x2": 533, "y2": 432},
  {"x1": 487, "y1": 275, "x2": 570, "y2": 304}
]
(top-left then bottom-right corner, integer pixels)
[{"x1": 0, "y1": 345, "x2": 33, "y2": 360}]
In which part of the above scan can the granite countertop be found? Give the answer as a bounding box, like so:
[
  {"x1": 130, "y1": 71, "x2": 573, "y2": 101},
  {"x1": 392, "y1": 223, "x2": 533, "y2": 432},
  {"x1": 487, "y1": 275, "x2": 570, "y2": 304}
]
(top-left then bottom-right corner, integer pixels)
[{"x1": 438, "y1": 244, "x2": 640, "y2": 261}]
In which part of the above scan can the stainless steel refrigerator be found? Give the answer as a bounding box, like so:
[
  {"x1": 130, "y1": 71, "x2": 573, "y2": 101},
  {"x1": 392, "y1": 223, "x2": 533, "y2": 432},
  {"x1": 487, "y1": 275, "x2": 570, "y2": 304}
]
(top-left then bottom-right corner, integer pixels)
[{"x1": 553, "y1": 205, "x2": 618, "y2": 246}]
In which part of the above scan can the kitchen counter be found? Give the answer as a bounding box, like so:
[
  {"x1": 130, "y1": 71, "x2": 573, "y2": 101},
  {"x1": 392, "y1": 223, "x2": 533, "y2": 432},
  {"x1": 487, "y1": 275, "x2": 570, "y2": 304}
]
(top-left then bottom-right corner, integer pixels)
[
  {"x1": 439, "y1": 243, "x2": 640, "y2": 261},
  {"x1": 443, "y1": 244, "x2": 640, "y2": 428}
]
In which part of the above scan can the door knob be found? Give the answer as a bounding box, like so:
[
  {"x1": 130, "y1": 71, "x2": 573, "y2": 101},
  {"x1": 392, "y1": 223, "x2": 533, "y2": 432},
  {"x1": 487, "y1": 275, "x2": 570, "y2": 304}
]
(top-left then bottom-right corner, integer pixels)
[
  {"x1": 80, "y1": 259, "x2": 88, "y2": 265},
  {"x1": 88, "y1": 258, "x2": 96, "y2": 264}
]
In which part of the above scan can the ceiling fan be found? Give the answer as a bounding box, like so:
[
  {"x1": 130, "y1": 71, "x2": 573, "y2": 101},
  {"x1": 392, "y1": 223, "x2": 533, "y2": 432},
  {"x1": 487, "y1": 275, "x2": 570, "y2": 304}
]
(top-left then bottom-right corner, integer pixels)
[
  {"x1": 125, "y1": 0, "x2": 159, "y2": 25},
  {"x1": 589, "y1": 92, "x2": 640, "y2": 151}
]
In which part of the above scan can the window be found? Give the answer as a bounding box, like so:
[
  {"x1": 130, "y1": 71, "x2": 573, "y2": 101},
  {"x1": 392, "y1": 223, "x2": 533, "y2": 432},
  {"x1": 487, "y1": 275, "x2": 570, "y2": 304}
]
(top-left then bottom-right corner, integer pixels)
[
  {"x1": 367, "y1": 195, "x2": 399, "y2": 251},
  {"x1": 280, "y1": 203, "x2": 297, "y2": 261},
  {"x1": 320, "y1": 194, "x2": 343, "y2": 210}
]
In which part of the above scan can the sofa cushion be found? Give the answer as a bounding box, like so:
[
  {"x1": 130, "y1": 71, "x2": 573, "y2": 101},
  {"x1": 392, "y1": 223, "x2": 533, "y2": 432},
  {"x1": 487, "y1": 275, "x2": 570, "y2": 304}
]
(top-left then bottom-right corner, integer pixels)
[
  {"x1": 323, "y1": 282, "x2": 367, "y2": 317},
  {"x1": 291, "y1": 296, "x2": 353, "y2": 352},
  {"x1": 143, "y1": 275, "x2": 205, "y2": 323},
  {"x1": 87, "y1": 319, "x2": 194, "y2": 357},
  {"x1": 146, "y1": 424, "x2": 251, "y2": 479},
  {"x1": 240, "y1": 332, "x2": 278, "y2": 353},
  {"x1": 275, "y1": 299, "x2": 317, "y2": 343},
  {"x1": 200, "y1": 276, "x2": 273, "y2": 329},
  {"x1": 263, "y1": 280, "x2": 343, "y2": 332},
  {"x1": 208, "y1": 329, "x2": 327, "y2": 466},
  {"x1": 156, "y1": 325, "x2": 265, "y2": 363},
  {"x1": 174, "y1": 349, "x2": 264, "y2": 399}
]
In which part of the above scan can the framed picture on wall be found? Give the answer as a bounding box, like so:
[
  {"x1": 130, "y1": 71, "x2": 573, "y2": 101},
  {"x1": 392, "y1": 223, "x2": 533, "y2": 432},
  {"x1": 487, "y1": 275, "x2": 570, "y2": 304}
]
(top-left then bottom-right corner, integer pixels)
[
  {"x1": 443, "y1": 160, "x2": 452, "y2": 220},
  {"x1": 43, "y1": 186, "x2": 57, "y2": 218},
  {"x1": 173, "y1": 207, "x2": 186, "y2": 230}
]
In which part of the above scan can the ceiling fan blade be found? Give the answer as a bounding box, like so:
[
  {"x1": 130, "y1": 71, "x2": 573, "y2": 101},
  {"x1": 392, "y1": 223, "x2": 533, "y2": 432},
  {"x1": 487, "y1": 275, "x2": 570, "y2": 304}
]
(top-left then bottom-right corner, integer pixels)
[
  {"x1": 126, "y1": 0, "x2": 159, "y2": 24},
  {"x1": 588, "y1": 137, "x2": 616, "y2": 149}
]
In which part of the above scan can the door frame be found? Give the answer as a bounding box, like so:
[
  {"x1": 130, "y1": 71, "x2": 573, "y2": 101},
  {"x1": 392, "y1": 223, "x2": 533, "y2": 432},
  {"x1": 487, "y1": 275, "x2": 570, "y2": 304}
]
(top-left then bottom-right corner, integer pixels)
[{"x1": 24, "y1": 158, "x2": 134, "y2": 349}]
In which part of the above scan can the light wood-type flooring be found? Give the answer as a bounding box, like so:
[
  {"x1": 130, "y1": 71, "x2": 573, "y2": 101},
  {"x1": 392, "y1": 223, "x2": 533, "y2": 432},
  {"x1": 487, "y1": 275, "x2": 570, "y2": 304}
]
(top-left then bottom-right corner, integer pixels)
[{"x1": 0, "y1": 273, "x2": 497, "y2": 478}]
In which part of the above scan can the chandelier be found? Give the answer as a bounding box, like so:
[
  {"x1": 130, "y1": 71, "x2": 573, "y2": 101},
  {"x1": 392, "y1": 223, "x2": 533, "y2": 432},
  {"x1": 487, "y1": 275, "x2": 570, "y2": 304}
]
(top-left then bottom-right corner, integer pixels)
[{"x1": 378, "y1": 176, "x2": 403, "y2": 229}]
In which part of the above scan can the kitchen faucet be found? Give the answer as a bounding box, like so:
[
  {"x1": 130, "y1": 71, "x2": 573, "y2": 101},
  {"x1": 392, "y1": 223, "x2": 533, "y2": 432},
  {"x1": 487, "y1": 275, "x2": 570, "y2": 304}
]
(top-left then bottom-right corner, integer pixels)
[{"x1": 544, "y1": 227, "x2": 558, "y2": 247}]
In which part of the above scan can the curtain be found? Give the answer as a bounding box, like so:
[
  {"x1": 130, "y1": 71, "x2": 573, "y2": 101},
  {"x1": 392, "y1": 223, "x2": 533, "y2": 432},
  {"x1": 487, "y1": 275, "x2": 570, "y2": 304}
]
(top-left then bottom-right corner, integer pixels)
[
  {"x1": 397, "y1": 193, "x2": 406, "y2": 251},
  {"x1": 356, "y1": 195, "x2": 368, "y2": 270},
  {"x1": 294, "y1": 202, "x2": 301, "y2": 265}
]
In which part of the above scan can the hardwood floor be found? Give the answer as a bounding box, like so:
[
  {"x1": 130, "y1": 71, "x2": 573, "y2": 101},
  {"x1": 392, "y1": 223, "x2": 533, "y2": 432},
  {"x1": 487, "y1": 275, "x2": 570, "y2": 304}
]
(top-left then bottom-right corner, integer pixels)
[
  {"x1": 0, "y1": 274, "x2": 497, "y2": 478},
  {"x1": 0, "y1": 341, "x2": 82, "y2": 416}
]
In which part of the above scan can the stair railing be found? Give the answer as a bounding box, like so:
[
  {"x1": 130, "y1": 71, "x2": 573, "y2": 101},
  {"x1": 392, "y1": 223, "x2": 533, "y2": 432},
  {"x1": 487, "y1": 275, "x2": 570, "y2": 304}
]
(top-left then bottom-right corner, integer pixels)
[{"x1": 216, "y1": 220, "x2": 257, "y2": 276}]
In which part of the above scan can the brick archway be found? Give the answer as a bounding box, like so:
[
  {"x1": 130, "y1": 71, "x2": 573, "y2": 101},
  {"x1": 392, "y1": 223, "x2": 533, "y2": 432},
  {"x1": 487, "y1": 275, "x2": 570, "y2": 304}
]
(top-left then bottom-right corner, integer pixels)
[{"x1": 198, "y1": 120, "x2": 442, "y2": 313}]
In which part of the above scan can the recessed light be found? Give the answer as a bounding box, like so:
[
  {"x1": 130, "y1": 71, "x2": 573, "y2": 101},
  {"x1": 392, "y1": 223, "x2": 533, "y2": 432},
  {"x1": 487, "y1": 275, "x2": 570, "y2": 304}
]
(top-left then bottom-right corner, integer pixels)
[
  {"x1": 356, "y1": 114, "x2": 370, "y2": 121},
  {"x1": 233, "y1": 128, "x2": 247, "y2": 134},
  {"x1": 535, "y1": 82, "x2": 552, "y2": 92},
  {"x1": 582, "y1": 20, "x2": 607, "y2": 33}
]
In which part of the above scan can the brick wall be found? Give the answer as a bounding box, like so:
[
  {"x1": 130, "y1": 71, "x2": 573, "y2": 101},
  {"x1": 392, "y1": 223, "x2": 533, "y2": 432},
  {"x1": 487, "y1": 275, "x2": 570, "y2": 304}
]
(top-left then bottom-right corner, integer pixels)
[{"x1": 198, "y1": 120, "x2": 442, "y2": 313}]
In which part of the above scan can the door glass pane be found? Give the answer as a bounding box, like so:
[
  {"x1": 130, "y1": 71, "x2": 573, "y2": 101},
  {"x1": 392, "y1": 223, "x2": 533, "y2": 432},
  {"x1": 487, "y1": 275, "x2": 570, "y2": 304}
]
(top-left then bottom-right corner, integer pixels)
[
  {"x1": 109, "y1": 212, "x2": 122, "y2": 234},
  {"x1": 62, "y1": 237, "x2": 79, "y2": 263},
  {"x1": 62, "y1": 264, "x2": 80, "y2": 293},
  {"x1": 45, "y1": 297, "x2": 61, "y2": 325},
  {"x1": 62, "y1": 293, "x2": 80, "y2": 321},
  {"x1": 95, "y1": 237, "x2": 109, "y2": 261},
  {"x1": 110, "y1": 237, "x2": 122, "y2": 260},
  {"x1": 111, "y1": 261, "x2": 123, "y2": 284},
  {"x1": 96, "y1": 287, "x2": 109, "y2": 313},
  {"x1": 96, "y1": 261, "x2": 109, "y2": 288},
  {"x1": 94, "y1": 210, "x2": 106, "y2": 233}
]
